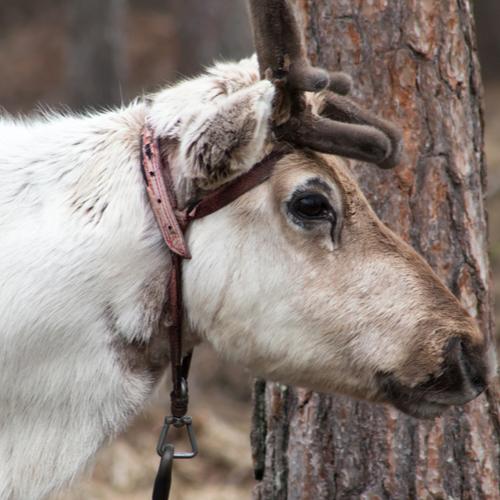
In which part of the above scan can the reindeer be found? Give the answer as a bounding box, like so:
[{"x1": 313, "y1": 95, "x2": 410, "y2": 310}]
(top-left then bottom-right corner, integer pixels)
[{"x1": 0, "y1": 1, "x2": 495, "y2": 499}]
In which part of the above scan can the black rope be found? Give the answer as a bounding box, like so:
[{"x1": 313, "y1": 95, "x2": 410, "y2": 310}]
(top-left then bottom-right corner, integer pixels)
[
  {"x1": 152, "y1": 444, "x2": 174, "y2": 500},
  {"x1": 152, "y1": 352, "x2": 196, "y2": 500}
]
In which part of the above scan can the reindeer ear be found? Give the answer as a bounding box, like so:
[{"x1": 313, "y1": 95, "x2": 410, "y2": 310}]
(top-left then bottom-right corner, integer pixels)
[{"x1": 179, "y1": 80, "x2": 275, "y2": 189}]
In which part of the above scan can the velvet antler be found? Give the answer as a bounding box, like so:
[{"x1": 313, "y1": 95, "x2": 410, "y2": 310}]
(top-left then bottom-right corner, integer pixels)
[{"x1": 247, "y1": 0, "x2": 402, "y2": 168}]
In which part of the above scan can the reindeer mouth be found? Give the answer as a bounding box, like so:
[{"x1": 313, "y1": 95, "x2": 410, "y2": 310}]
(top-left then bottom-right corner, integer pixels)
[
  {"x1": 377, "y1": 338, "x2": 489, "y2": 419},
  {"x1": 377, "y1": 374, "x2": 451, "y2": 419},
  {"x1": 377, "y1": 370, "x2": 486, "y2": 420}
]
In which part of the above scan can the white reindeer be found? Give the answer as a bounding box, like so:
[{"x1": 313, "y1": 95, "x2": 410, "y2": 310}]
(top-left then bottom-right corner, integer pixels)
[{"x1": 0, "y1": 1, "x2": 495, "y2": 498}]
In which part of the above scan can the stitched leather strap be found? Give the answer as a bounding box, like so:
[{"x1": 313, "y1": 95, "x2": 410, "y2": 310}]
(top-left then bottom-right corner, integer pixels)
[
  {"x1": 141, "y1": 128, "x2": 190, "y2": 258},
  {"x1": 187, "y1": 147, "x2": 289, "y2": 221},
  {"x1": 142, "y1": 126, "x2": 288, "y2": 418},
  {"x1": 141, "y1": 125, "x2": 289, "y2": 500}
]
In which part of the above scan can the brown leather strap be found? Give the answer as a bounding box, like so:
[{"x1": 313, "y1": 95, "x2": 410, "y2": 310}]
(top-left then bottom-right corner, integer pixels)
[
  {"x1": 168, "y1": 252, "x2": 188, "y2": 417},
  {"x1": 141, "y1": 128, "x2": 190, "y2": 258},
  {"x1": 141, "y1": 125, "x2": 289, "y2": 500},
  {"x1": 141, "y1": 125, "x2": 288, "y2": 409},
  {"x1": 187, "y1": 147, "x2": 289, "y2": 221}
]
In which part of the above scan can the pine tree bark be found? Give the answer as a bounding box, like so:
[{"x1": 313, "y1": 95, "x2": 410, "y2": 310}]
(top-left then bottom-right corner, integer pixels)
[{"x1": 251, "y1": 1, "x2": 500, "y2": 498}]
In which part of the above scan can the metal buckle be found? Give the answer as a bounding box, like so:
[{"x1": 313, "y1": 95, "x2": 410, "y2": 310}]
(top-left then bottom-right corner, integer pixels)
[
  {"x1": 153, "y1": 415, "x2": 197, "y2": 500},
  {"x1": 156, "y1": 415, "x2": 198, "y2": 459}
]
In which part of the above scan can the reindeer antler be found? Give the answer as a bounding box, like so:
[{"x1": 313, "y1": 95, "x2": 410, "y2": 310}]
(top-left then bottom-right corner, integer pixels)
[{"x1": 248, "y1": 0, "x2": 402, "y2": 168}]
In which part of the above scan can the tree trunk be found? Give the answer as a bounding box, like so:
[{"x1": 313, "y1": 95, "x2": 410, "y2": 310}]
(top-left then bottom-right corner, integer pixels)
[
  {"x1": 473, "y1": 0, "x2": 500, "y2": 82},
  {"x1": 251, "y1": 1, "x2": 500, "y2": 498},
  {"x1": 167, "y1": 0, "x2": 252, "y2": 77},
  {"x1": 66, "y1": 0, "x2": 126, "y2": 109}
]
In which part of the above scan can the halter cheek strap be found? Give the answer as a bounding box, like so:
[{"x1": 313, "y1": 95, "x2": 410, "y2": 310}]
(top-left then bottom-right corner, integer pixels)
[{"x1": 140, "y1": 125, "x2": 288, "y2": 500}]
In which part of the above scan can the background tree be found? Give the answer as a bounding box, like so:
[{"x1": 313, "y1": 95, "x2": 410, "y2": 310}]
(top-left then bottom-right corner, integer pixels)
[
  {"x1": 67, "y1": 0, "x2": 126, "y2": 109},
  {"x1": 252, "y1": 1, "x2": 500, "y2": 498},
  {"x1": 167, "y1": 0, "x2": 251, "y2": 77},
  {"x1": 474, "y1": 0, "x2": 500, "y2": 81},
  {"x1": 1, "y1": 0, "x2": 499, "y2": 498}
]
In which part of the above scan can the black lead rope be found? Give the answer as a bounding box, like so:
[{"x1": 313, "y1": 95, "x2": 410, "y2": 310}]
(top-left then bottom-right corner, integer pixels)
[
  {"x1": 152, "y1": 352, "x2": 197, "y2": 500},
  {"x1": 152, "y1": 445, "x2": 174, "y2": 499},
  {"x1": 142, "y1": 130, "x2": 288, "y2": 500},
  {"x1": 152, "y1": 249, "x2": 197, "y2": 500}
]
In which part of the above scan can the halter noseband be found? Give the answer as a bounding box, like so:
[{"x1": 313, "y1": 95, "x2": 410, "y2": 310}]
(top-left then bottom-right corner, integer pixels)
[{"x1": 140, "y1": 125, "x2": 288, "y2": 500}]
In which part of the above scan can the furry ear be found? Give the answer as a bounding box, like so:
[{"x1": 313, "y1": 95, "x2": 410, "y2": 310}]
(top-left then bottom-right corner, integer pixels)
[{"x1": 178, "y1": 80, "x2": 275, "y2": 189}]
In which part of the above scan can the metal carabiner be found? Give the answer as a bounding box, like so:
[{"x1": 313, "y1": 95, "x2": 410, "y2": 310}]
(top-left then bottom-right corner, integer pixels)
[
  {"x1": 152, "y1": 415, "x2": 198, "y2": 500},
  {"x1": 156, "y1": 415, "x2": 198, "y2": 459}
]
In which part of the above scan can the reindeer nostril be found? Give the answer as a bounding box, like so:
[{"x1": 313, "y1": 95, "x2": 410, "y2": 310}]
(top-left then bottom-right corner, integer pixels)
[
  {"x1": 471, "y1": 375, "x2": 486, "y2": 393},
  {"x1": 379, "y1": 336, "x2": 489, "y2": 413},
  {"x1": 447, "y1": 336, "x2": 488, "y2": 395},
  {"x1": 460, "y1": 339, "x2": 488, "y2": 394},
  {"x1": 444, "y1": 336, "x2": 462, "y2": 360}
]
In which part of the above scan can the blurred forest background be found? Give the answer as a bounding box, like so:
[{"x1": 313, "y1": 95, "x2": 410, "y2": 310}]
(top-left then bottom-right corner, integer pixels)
[{"x1": 0, "y1": 1, "x2": 498, "y2": 499}]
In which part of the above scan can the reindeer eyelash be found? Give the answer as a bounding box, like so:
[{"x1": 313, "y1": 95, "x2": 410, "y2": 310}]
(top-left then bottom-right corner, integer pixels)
[
  {"x1": 286, "y1": 189, "x2": 338, "y2": 245},
  {"x1": 289, "y1": 192, "x2": 333, "y2": 221}
]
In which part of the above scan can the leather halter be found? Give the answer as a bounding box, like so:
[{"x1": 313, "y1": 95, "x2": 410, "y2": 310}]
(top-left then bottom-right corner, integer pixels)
[{"x1": 140, "y1": 125, "x2": 288, "y2": 500}]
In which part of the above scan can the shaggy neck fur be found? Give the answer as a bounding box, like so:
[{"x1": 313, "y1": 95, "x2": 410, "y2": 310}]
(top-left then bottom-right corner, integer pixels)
[
  {"x1": 0, "y1": 57, "x2": 274, "y2": 499},
  {"x1": 0, "y1": 103, "x2": 178, "y2": 499},
  {"x1": 1, "y1": 56, "x2": 492, "y2": 499}
]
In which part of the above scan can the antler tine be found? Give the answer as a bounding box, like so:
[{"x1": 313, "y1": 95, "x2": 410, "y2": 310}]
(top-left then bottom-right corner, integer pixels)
[
  {"x1": 247, "y1": 0, "x2": 403, "y2": 168},
  {"x1": 247, "y1": 0, "x2": 352, "y2": 95},
  {"x1": 319, "y1": 94, "x2": 403, "y2": 169},
  {"x1": 276, "y1": 114, "x2": 392, "y2": 165}
]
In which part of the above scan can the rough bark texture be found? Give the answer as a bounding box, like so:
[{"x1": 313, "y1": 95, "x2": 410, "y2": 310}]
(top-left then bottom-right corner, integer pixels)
[
  {"x1": 252, "y1": 1, "x2": 500, "y2": 498},
  {"x1": 67, "y1": 0, "x2": 126, "y2": 108}
]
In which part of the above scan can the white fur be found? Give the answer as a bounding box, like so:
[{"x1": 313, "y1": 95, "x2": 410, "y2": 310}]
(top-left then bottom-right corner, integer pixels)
[
  {"x1": 0, "y1": 104, "x2": 164, "y2": 499},
  {"x1": 0, "y1": 58, "x2": 273, "y2": 499},
  {"x1": 0, "y1": 55, "x2": 491, "y2": 499}
]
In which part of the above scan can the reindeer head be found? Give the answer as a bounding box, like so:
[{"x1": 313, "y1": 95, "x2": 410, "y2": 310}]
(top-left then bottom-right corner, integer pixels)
[{"x1": 147, "y1": 1, "x2": 496, "y2": 418}]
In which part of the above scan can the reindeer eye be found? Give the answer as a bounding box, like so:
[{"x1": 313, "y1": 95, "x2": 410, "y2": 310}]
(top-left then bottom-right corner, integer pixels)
[{"x1": 290, "y1": 193, "x2": 332, "y2": 220}]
